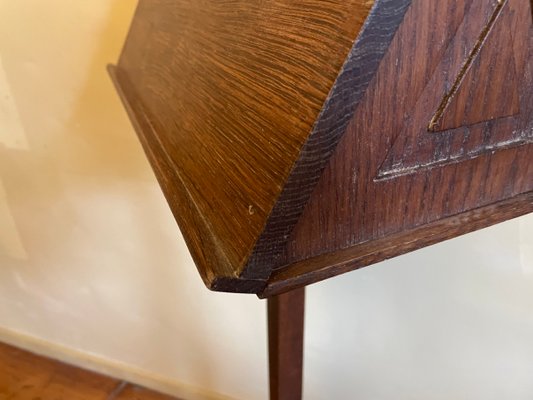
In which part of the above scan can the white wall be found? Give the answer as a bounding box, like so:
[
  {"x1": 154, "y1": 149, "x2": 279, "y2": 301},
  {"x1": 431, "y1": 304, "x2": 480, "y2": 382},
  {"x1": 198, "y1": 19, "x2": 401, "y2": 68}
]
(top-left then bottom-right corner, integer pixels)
[{"x1": 0, "y1": 1, "x2": 532, "y2": 399}]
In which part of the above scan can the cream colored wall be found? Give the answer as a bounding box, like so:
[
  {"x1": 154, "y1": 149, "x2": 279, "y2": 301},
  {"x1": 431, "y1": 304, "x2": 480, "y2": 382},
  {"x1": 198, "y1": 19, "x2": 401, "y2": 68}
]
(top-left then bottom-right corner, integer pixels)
[
  {"x1": 0, "y1": 1, "x2": 532, "y2": 400},
  {"x1": 0, "y1": 2, "x2": 266, "y2": 399}
]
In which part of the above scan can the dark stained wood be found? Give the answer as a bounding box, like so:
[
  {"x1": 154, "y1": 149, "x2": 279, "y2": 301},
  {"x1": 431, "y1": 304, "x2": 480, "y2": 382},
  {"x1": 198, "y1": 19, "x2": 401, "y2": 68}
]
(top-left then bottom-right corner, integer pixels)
[
  {"x1": 243, "y1": 0, "x2": 412, "y2": 278},
  {"x1": 262, "y1": 192, "x2": 533, "y2": 297},
  {"x1": 268, "y1": 288, "x2": 305, "y2": 400},
  {"x1": 0, "y1": 342, "x2": 179, "y2": 400},
  {"x1": 278, "y1": 0, "x2": 533, "y2": 292},
  {"x1": 111, "y1": 2, "x2": 533, "y2": 399},
  {"x1": 111, "y1": 0, "x2": 375, "y2": 289},
  {"x1": 375, "y1": 0, "x2": 531, "y2": 180},
  {"x1": 112, "y1": 0, "x2": 533, "y2": 296},
  {"x1": 429, "y1": 0, "x2": 520, "y2": 132}
]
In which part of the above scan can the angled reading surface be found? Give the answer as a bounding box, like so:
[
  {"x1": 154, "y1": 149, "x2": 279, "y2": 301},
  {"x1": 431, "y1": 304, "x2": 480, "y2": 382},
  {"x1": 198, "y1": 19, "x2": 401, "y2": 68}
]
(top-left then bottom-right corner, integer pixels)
[
  {"x1": 111, "y1": 0, "x2": 533, "y2": 296},
  {"x1": 110, "y1": 0, "x2": 376, "y2": 290},
  {"x1": 274, "y1": 0, "x2": 533, "y2": 296}
]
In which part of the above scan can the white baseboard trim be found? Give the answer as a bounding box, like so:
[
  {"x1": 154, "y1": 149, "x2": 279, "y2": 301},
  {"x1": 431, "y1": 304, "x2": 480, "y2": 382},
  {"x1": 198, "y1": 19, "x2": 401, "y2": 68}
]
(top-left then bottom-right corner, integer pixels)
[{"x1": 0, "y1": 326, "x2": 237, "y2": 400}]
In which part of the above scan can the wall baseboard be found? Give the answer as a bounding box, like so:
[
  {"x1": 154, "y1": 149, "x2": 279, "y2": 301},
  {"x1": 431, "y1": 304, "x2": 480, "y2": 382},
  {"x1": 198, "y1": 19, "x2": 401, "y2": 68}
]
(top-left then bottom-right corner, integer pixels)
[{"x1": 0, "y1": 326, "x2": 237, "y2": 400}]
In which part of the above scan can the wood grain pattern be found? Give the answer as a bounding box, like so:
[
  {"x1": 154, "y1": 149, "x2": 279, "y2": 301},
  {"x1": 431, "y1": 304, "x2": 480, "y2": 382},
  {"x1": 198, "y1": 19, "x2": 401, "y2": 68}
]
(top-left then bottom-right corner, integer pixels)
[
  {"x1": 263, "y1": 192, "x2": 533, "y2": 297},
  {"x1": 275, "y1": 0, "x2": 533, "y2": 293},
  {"x1": 112, "y1": 0, "x2": 533, "y2": 295},
  {"x1": 113, "y1": 385, "x2": 179, "y2": 400},
  {"x1": 0, "y1": 342, "x2": 178, "y2": 400},
  {"x1": 111, "y1": 3, "x2": 533, "y2": 399},
  {"x1": 243, "y1": 0, "x2": 412, "y2": 278},
  {"x1": 112, "y1": 0, "x2": 374, "y2": 288},
  {"x1": 109, "y1": 65, "x2": 266, "y2": 292},
  {"x1": 268, "y1": 288, "x2": 305, "y2": 400},
  {"x1": 0, "y1": 343, "x2": 117, "y2": 399},
  {"x1": 377, "y1": 0, "x2": 531, "y2": 180},
  {"x1": 429, "y1": 0, "x2": 520, "y2": 132}
]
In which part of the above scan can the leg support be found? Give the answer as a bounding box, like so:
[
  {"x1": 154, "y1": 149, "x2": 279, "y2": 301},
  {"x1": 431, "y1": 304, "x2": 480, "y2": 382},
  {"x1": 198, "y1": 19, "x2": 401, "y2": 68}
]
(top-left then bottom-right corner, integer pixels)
[{"x1": 267, "y1": 288, "x2": 305, "y2": 400}]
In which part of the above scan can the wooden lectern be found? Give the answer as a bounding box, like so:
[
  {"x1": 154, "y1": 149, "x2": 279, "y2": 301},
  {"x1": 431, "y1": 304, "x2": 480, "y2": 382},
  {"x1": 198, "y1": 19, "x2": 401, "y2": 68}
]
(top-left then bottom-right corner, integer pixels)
[{"x1": 110, "y1": 0, "x2": 533, "y2": 398}]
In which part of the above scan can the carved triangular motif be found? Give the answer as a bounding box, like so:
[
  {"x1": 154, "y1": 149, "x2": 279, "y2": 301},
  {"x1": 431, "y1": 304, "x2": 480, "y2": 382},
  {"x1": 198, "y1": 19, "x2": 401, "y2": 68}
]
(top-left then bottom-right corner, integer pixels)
[
  {"x1": 429, "y1": 1, "x2": 520, "y2": 132},
  {"x1": 376, "y1": 0, "x2": 532, "y2": 181}
]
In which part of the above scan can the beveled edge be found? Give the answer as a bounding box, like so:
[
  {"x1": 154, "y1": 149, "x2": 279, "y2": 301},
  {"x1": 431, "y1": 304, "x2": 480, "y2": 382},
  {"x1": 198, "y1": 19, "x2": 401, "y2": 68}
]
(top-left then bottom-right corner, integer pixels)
[
  {"x1": 108, "y1": 65, "x2": 266, "y2": 293},
  {"x1": 260, "y1": 191, "x2": 533, "y2": 298},
  {"x1": 109, "y1": 0, "x2": 413, "y2": 294},
  {"x1": 242, "y1": 0, "x2": 413, "y2": 280}
]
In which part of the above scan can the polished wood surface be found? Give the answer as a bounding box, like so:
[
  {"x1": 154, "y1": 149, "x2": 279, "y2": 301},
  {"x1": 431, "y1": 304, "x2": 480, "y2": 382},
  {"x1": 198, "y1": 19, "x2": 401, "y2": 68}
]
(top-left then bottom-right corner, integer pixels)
[
  {"x1": 244, "y1": 0, "x2": 411, "y2": 279},
  {"x1": 268, "y1": 288, "x2": 305, "y2": 400},
  {"x1": 111, "y1": 2, "x2": 533, "y2": 399},
  {"x1": 111, "y1": 0, "x2": 374, "y2": 290},
  {"x1": 276, "y1": 0, "x2": 533, "y2": 293},
  {"x1": 264, "y1": 192, "x2": 533, "y2": 297},
  {"x1": 0, "y1": 342, "x2": 178, "y2": 400},
  {"x1": 428, "y1": 0, "x2": 520, "y2": 132},
  {"x1": 112, "y1": 0, "x2": 533, "y2": 295}
]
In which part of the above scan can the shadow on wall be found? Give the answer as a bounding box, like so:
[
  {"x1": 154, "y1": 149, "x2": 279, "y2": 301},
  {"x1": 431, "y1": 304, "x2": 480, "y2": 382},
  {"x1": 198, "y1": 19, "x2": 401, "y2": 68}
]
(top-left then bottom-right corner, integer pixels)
[
  {"x1": 60, "y1": 1, "x2": 149, "y2": 181},
  {"x1": 0, "y1": 0, "x2": 222, "y2": 391},
  {"x1": 0, "y1": 1, "x2": 147, "y2": 264}
]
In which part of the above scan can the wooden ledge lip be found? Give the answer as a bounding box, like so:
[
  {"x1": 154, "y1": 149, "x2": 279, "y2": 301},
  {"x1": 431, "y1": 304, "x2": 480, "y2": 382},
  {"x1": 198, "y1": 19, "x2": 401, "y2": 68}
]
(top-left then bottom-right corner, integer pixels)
[
  {"x1": 108, "y1": 64, "x2": 247, "y2": 289},
  {"x1": 210, "y1": 277, "x2": 266, "y2": 294},
  {"x1": 110, "y1": 0, "x2": 532, "y2": 297},
  {"x1": 112, "y1": 0, "x2": 379, "y2": 290},
  {"x1": 260, "y1": 191, "x2": 533, "y2": 298},
  {"x1": 111, "y1": 61, "x2": 532, "y2": 297}
]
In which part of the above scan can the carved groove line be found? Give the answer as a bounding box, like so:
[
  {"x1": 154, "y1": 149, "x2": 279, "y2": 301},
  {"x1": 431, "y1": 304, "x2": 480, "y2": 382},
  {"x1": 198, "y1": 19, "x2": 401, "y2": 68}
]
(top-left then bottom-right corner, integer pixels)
[
  {"x1": 376, "y1": 0, "x2": 533, "y2": 180},
  {"x1": 428, "y1": 0, "x2": 507, "y2": 132},
  {"x1": 241, "y1": 0, "x2": 413, "y2": 277}
]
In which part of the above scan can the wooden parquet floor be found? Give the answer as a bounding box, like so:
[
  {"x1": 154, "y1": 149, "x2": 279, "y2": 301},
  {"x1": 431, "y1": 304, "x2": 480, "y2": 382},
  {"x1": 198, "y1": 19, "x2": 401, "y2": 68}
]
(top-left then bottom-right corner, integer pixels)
[{"x1": 0, "y1": 342, "x2": 180, "y2": 400}]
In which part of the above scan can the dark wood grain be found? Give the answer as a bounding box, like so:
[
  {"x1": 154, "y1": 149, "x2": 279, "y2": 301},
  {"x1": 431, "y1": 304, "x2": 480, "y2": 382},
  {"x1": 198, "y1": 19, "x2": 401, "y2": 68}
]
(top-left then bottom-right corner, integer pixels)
[
  {"x1": 268, "y1": 288, "x2": 305, "y2": 400},
  {"x1": 429, "y1": 0, "x2": 520, "y2": 132},
  {"x1": 263, "y1": 192, "x2": 533, "y2": 297},
  {"x1": 243, "y1": 0, "x2": 412, "y2": 278},
  {"x1": 280, "y1": 0, "x2": 533, "y2": 287},
  {"x1": 376, "y1": 0, "x2": 531, "y2": 180},
  {"x1": 112, "y1": 3, "x2": 533, "y2": 398},
  {"x1": 112, "y1": 0, "x2": 532, "y2": 295},
  {"x1": 111, "y1": 0, "x2": 374, "y2": 288}
]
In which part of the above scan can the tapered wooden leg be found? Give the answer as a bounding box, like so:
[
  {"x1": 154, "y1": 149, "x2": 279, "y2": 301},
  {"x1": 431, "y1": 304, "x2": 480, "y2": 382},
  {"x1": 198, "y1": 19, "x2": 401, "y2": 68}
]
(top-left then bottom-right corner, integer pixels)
[{"x1": 268, "y1": 288, "x2": 305, "y2": 400}]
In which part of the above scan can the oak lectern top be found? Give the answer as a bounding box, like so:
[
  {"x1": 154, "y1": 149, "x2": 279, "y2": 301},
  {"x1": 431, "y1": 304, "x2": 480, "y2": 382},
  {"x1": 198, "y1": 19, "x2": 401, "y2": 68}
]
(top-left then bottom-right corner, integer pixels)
[{"x1": 110, "y1": 0, "x2": 533, "y2": 298}]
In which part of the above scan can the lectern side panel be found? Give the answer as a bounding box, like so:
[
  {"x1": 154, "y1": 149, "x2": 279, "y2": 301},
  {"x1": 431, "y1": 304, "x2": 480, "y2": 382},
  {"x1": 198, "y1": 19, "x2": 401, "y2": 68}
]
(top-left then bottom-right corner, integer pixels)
[
  {"x1": 113, "y1": 0, "x2": 373, "y2": 285},
  {"x1": 279, "y1": 0, "x2": 533, "y2": 287}
]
